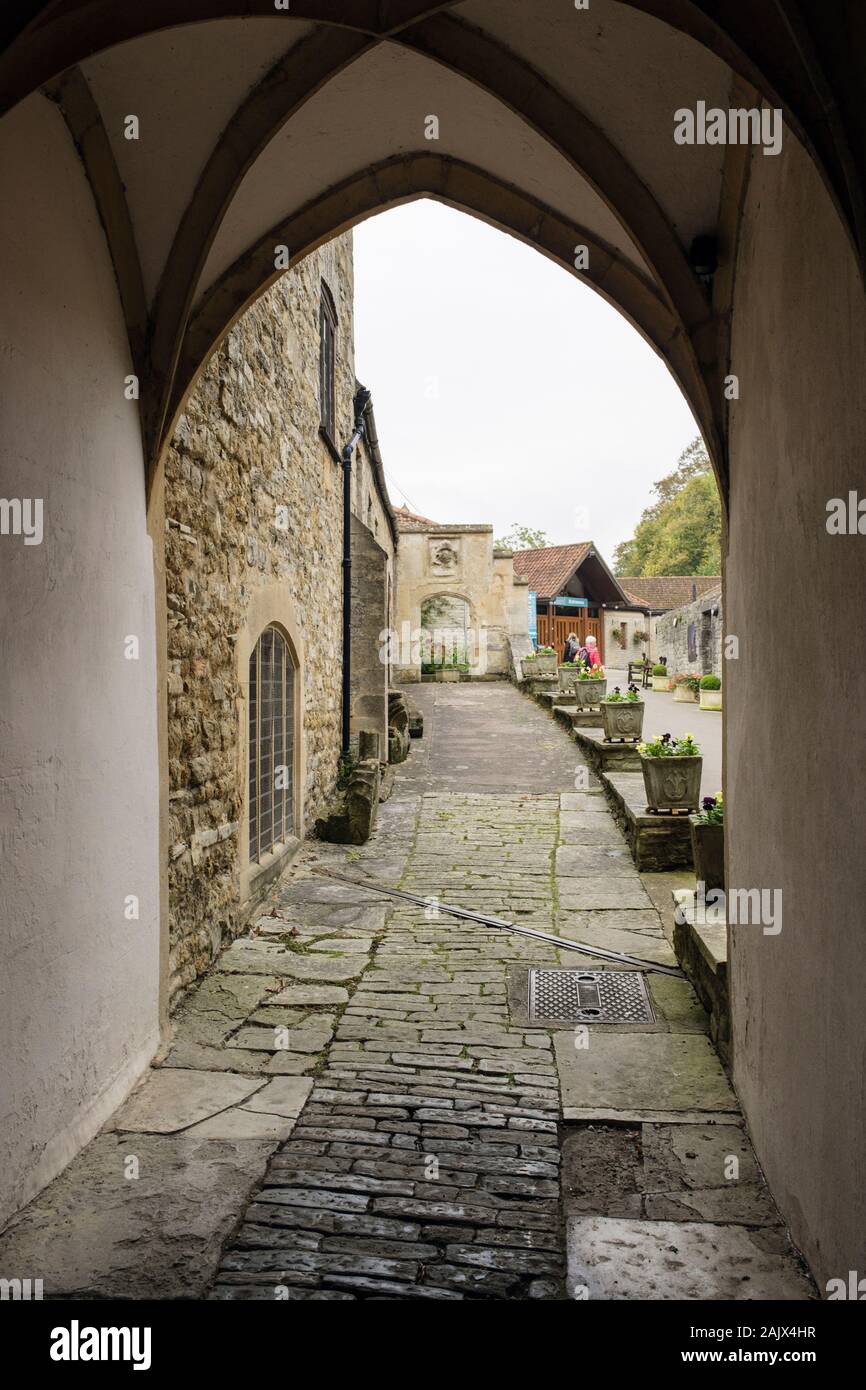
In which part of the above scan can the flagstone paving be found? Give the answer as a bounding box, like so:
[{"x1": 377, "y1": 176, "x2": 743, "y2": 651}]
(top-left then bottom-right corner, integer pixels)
[
  {"x1": 0, "y1": 682, "x2": 814, "y2": 1301},
  {"x1": 208, "y1": 684, "x2": 814, "y2": 1301}
]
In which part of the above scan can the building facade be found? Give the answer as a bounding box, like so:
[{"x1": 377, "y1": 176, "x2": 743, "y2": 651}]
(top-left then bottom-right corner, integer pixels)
[
  {"x1": 606, "y1": 574, "x2": 722, "y2": 665},
  {"x1": 512, "y1": 543, "x2": 630, "y2": 661},
  {"x1": 654, "y1": 585, "x2": 724, "y2": 677},
  {"x1": 392, "y1": 509, "x2": 530, "y2": 681},
  {"x1": 164, "y1": 235, "x2": 395, "y2": 1005}
]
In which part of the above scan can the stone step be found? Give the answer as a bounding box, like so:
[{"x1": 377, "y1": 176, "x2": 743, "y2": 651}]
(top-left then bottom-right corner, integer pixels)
[
  {"x1": 552, "y1": 705, "x2": 602, "y2": 731},
  {"x1": 600, "y1": 772, "x2": 694, "y2": 872},
  {"x1": 538, "y1": 690, "x2": 578, "y2": 708},
  {"x1": 573, "y1": 727, "x2": 642, "y2": 772},
  {"x1": 671, "y1": 889, "x2": 730, "y2": 1065}
]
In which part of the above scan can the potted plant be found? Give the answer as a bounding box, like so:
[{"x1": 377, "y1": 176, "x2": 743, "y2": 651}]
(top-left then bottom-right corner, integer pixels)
[
  {"x1": 523, "y1": 645, "x2": 557, "y2": 678},
  {"x1": 600, "y1": 683, "x2": 645, "y2": 741},
  {"x1": 689, "y1": 792, "x2": 724, "y2": 891},
  {"x1": 557, "y1": 659, "x2": 581, "y2": 691},
  {"x1": 651, "y1": 662, "x2": 670, "y2": 692},
  {"x1": 699, "y1": 673, "x2": 722, "y2": 710},
  {"x1": 633, "y1": 629, "x2": 649, "y2": 646},
  {"x1": 638, "y1": 731, "x2": 702, "y2": 812},
  {"x1": 423, "y1": 646, "x2": 470, "y2": 683},
  {"x1": 673, "y1": 672, "x2": 700, "y2": 704},
  {"x1": 573, "y1": 663, "x2": 607, "y2": 705}
]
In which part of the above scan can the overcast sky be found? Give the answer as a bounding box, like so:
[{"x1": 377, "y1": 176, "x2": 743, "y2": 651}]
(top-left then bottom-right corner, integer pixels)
[{"x1": 353, "y1": 200, "x2": 700, "y2": 563}]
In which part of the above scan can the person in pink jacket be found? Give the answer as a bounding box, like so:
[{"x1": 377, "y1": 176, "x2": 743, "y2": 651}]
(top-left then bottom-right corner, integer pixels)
[{"x1": 585, "y1": 635, "x2": 602, "y2": 669}]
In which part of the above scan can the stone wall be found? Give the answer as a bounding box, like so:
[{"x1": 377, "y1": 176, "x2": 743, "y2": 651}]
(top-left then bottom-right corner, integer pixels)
[
  {"x1": 350, "y1": 512, "x2": 391, "y2": 757},
  {"x1": 726, "y1": 130, "x2": 866, "y2": 1288},
  {"x1": 654, "y1": 588, "x2": 723, "y2": 677},
  {"x1": 394, "y1": 525, "x2": 528, "y2": 680},
  {"x1": 164, "y1": 233, "x2": 393, "y2": 1005},
  {"x1": 603, "y1": 608, "x2": 656, "y2": 664}
]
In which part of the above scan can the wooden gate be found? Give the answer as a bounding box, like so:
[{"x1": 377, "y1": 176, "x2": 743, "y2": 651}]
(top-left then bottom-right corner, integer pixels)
[{"x1": 537, "y1": 612, "x2": 603, "y2": 662}]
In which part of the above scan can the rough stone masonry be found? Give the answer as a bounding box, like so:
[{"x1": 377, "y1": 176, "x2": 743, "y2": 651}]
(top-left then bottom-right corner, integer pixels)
[{"x1": 163, "y1": 234, "x2": 394, "y2": 1006}]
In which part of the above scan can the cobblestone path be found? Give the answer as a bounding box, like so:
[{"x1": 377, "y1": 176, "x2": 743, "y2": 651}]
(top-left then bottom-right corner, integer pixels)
[
  {"x1": 209, "y1": 687, "x2": 578, "y2": 1300},
  {"x1": 0, "y1": 683, "x2": 814, "y2": 1300},
  {"x1": 208, "y1": 683, "x2": 812, "y2": 1301}
]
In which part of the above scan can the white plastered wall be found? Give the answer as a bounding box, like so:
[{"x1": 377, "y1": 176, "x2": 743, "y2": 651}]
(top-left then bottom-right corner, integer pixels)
[
  {"x1": 727, "y1": 132, "x2": 866, "y2": 1289},
  {"x1": 0, "y1": 95, "x2": 161, "y2": 1225}
]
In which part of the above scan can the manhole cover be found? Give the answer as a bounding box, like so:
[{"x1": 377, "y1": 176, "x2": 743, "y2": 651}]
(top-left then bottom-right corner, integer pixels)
[{"x1": 527, "y1": 969, "x2": 655, "y2": 1024}]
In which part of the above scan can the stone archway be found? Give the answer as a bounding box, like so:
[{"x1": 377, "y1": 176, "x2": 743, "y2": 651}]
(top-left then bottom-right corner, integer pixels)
[{"x1": 1, "y1": 0, "x2": 865, "y2": 1283}]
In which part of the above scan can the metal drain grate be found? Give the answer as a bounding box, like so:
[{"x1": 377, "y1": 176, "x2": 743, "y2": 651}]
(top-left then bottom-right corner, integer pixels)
[{"x1": 528, "y1": 969, "x2": 655, "y2": 1024}]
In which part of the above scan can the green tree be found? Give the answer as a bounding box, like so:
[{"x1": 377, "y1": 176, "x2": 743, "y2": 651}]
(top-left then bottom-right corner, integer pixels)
[
  {"x1": 614, "y1": 439, "x2": 721, "y2": 575},
  {"x1": 495, "y1": 523, "x2": 550, "y2": 551}
]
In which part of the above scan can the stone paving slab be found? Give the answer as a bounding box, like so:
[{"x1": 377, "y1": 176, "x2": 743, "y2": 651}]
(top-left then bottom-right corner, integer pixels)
[
  {"x1": 561, "y1": 1123, "x2": 783, "y2": 1227},
  {"x1": 0, "y1": 683, "x2": 808, "y2": 1303},
  {"x1": 554, "y1": 844, "x2": 639, "y2": 877},
  {"x1": 219, "y1": 941, "x2": 370, "y2": 980},
  {"x1": 566, "y1": 1217, "x2": 814, "y2": 1300},
  {"x1": 557, "y1": 924, "x2": 678, "y2": 969},
  {"x1": 554, "y1": 1031, "x2": 739, "y2": 1122},
  {"x1": 185, "y1": 1111, "x2": 300, "y2": 1141},
  {"x1": 0, "y1": 1133, "x2": 275, "y2": 1299},
  {"x1": 241, "y1": 1077, "x2": 314, "y2": 1117},
  {"x1": 557, "y1": 880, "x2": 655, "y2": 911},
  {"x1": 112, "y1": 1069, "x2": 264, "y2": 1133}
]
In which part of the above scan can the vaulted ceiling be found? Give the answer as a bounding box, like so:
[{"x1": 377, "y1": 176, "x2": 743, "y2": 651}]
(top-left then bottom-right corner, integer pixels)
[{"x1": 2, "y1": 1, "x2": 864, "y2": 496}]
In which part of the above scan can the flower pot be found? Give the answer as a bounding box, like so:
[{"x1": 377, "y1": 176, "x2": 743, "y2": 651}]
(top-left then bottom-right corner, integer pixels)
[
  {"x1": 689, "y1": 816, "x2": 725, "y2": 892},
  {"x1": 530, "y1": 654, "x2": 558, "y2": 675},
  {"x1": 699, "y1": 688, "x2": 722, "y2": 710},
  {"x1": 434, "y1": 668, "x2": 461, "y2": 682},
  {"x1": 641, "y1": 754, "x2": 703, "y2": 812},
  {"x1": 601, "y1": 700, "x2": 645, "y2": 741},
  {"x1": 674, "y1": 685, "x2": 697, "y2": 703},
  {"x1": 557, "y1": 665, "x2": 581, "y2": 691},
  {"x1": 651, "y1": 674, "x2": 670, "y2": 692},
  {"x1": 574, "y1": 677, "x2": 607, "y2": 706}
]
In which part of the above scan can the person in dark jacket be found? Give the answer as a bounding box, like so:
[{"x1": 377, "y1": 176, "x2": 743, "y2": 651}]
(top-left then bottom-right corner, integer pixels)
[{"x1": 563, "y1": 632, "x2": 580, "y2": 664}]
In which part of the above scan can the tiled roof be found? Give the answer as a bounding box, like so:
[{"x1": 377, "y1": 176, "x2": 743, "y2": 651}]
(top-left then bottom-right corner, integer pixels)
[
  {"x1": 393, "y1": 506, "x2": 440, "y2": 532},
  {"x1": 618, "y1": 575, "x2": 722, "y2": 610},
  {"x1": 511, "y1": 543, "x2": 593, "y2": 598},
  {"x1": 393, "y1": 506, "x2": 491, "y2": 535}
]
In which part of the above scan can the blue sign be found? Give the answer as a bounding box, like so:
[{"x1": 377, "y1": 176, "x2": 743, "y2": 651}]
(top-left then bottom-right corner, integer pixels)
[
  {"x1": 554, "y1": 596, "x2": 588, "y2": 608},
  {"x1": 528, "y1": 591, "x2": 538, "y2": 645}
]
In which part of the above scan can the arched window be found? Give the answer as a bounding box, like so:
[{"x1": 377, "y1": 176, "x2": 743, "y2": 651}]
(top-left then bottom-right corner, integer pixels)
[
  {"x1": 319, "y1": 280, "x2": 337, "y2": 444},
  {"x1": 248, "y1": 625, "x2": 294, "y2": 862}
]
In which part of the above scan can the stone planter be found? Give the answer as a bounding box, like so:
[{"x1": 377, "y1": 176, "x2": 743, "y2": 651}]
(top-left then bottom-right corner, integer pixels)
[
  {"x1": 689, "y1": 816, "x2": 725, "y2": 892},
  {"x1": 699, "y1": 688, "x2": 722, "y2": 710},
  {"x1": 641, "y1": 754, "x2": 703, "y2": 812},
  {"x1": 651, "y1": 673, "x2": 670, "y2": 692},
  {"x1": 434, "y1": 668, "x2": 461, "y2": 683},
  {"x1": 674, "y1": 684, "x2": 698, "y2": 703},
  {"x1": 600, "y1": 699, "x2": 645, "y2": 742},
  {"x1": 524, "y1": 654, "x2": 557, "y2": 677},
  {"x1": 557, "y1": 664, "x2": 582, "y2": 691},
  {"x1": 574, "y1": 677, "x2": 607, "y2": 707}
]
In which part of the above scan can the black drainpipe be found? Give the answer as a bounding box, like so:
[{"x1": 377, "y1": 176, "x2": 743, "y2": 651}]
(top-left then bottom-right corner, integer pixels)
[{"x1": 341, "y1": 385, "x2": 372, "y2": 759}]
